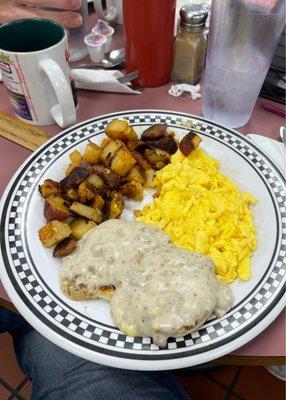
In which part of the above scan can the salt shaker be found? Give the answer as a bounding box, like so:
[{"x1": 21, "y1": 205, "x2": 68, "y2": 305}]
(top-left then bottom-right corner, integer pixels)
[{"x1": 172, "y1": 4, "x2": 208, "y2": 85}]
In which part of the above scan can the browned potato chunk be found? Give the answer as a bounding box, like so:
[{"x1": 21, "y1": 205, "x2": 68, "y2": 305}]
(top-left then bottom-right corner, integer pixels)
[
  {"x1": 69, "y1": 150, "x2": 82, "y2": 163},
  {"x1": 92, "y1": 165, "x2": 121, "y2": 189},
  {"x1": 179, "y1": 131, "x2": 202, "y2": 157},
  {"x1": 90, "y1": 194, "x2": 105, "y2": 210},
  {"x1": 53, "y1": 237, "x2": 77, "y2": 257},
  {"x1": 144, "y1": 169, "x2": 155, "y2": 187},
  {"x1": 65, "y1": 188, "x2": 80, "y2": 202},
  {"x1": 157, "y1": 135, "x2": 178, "y2": 154},
  {"x1": 87, "y1": 174, "x2": 104, "y2": 192},
  {"x1": 60, "y1": 167, "x2": 89, "y2": 191},
  {"x1": 125, "y1": 165, "x2": 145, "y2": 184},
  {"x1": 141, "y1": 123, "x2": 167, "y2": 141},
  {"x1": 83, "y1": 142, "x2": 102, "y2": 164},
  {"x1": 44, "y1": 195, "x2": 70, "y2": 222},
  {"x1": 127, "y1": 139, "x2": 146, "y2": 152},
  {"x1": 38, "y1": 221, "x2": 72, "y2": 248},
  {"x1": 79, "y1": 161, "x2": 96, "y2": 175},
  {"x1": 156, "y1": 162, "x2": 166, "y2": 170},
  {"x1": 100, "y1": 139, "x2": 123, "y2": 167},
  {"x1": 108, "y1": 192, "x2": 124, "y2": 219},
  {"x1": 65, "y1": 161, "x2": 81, "y2": 176},
  {"x1": 119, "y1": 181, "x2": 143, "y2": 201},
  {"x1": 126, "y1": 126, "x2": 137, "y2": 141},
  {"x1": 143, "y1": 148, "x2": 170, "y2": 169},
  {"x1": 105, "y1": 119, "x2": 137, "y2": 141},
  {"x1": 70, "y1": 219, "x2": 96, "y2": 240},
  {"x1": 70, "y1": 202, "x2": 103, "y2": 223},
  {"x1": 78, "y1": 180, "x2": 94, "y2": 203},
  {"x1": 132, "y1": 150, "x2": 152, "y2": 170},
  {"x1": 111, "y1": 148, "x2": 136, "y2": 177},
  {"x1": 39, "y1": 179, "x2": 61, "y2": 198},
  {"x1": 100, "y1": 137, "x2": 112, "y2": 148}
]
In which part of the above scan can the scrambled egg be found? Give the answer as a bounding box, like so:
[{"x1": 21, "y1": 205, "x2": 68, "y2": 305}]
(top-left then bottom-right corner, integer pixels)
[{"x1": 137, "y1": 148, "x2": 257, "y2": 283}]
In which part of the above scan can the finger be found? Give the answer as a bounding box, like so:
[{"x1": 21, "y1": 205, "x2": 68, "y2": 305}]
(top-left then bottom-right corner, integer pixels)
[
  {"x1": 20, "y1": 0, "x2": 82, "y2": 11},
  {"x1": 0, "y1": 5, "x2": 44, "y2": 24},
  {"x1": 34, "y1": 9, "x2": 83, "y2": 28}
]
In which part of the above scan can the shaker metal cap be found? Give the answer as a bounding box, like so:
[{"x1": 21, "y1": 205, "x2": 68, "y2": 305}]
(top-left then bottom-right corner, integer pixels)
[{"x1": 180, "y1": 4, "x2": 208, "y2": 29}]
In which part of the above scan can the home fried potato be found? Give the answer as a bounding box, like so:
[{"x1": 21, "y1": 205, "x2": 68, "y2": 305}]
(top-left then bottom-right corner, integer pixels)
[
  {"x1": 70, "y1": 219, "x2": 96, "y2": 240},
  {"x1": 44, "y1": 195, "x2": 70, "y2": 222},
  {"x1": 90, "y1": 194, "x2": 105, "y2": 210},
  {"x1": 111, "y1": 148, "x2": 136, "y2": 177},
  {"x1": 92, "y1": 165, "x2": 121, "y2": 189},
  {"x1": 65, "y1": 188, "x2": 80, "y2": 202},
  {"x1": 143, "y1": 148, "x2": 170, "y2": 169},
  {"x1": 157, "y1": 135, "x2": 178, "y2": 154},
  {"x1": 61, "y1": 167, "x2": 89, "y2": 191},
  {"x1": 126, "y1": 139, "x2": 146, "y2": 152},
  {"x1": 39, "y1": 179, "x2": 61, "y2": 198},
  {"x1": 108, "y1": 192, "x2": 124, "y2": 219},
  {"x1": 119, "y1": 181, "x2": 143, "y2": 201},
  {"x1": 100, "y1": 139, "x2": 123, "y2": 167},
  {"x1": 77, "y1": 180, "x2": 94, "y2": 203},
  {"x1": 105, "y1": 119, "x2": 137, "y2": 141},
  {"x1": 141, "y1": 123, "x2": 167, "y2": 141},
  {"x1": 38, "y1": 121, "x2": 199, "y2": 257},
  {"x1": 53, "y1": 237, "x2": 77, "y2": 258},
  {"x1": 131, "y1": 150, "x2": 152, "y2": 170},
  {"x1": 39, "y1": 220, "x2": 72, "y2": 248},
  {"x1": 69, "y1": 149, "x2": 82, "y2": 163},
  {"x1": 144, "y1": 169, "x2": 155, "y2": 187},
  {"x1": 70, "y1": 202, "x2": 103, "y2": 223},
  {"x1": 179, "y1": 131, "x2": 202, "y2": 157},
  {"x1": 125, "y1": 165, "x2": 145, "y2": 185},
  {"x1": 65, "y1": 161, "x2": 82, "y2": 176},
  {"x1": 87, "y1": 173, "x2": 105, "y2": 192},
  {"x1": 83, "y1": 142, "x2": 102, "y2": 165}
]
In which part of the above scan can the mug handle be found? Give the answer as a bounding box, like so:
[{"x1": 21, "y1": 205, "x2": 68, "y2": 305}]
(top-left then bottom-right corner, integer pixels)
[
  {"x1": 39, "y1": 58, "x2": 76, "y2": 128},
  {"x1": 93, "y1": 0, "x2": 117, "y2": 22}
]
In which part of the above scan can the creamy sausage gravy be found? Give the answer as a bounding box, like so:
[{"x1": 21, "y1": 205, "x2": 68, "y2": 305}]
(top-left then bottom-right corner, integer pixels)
[{"x1": 60, "y1": 219, "x2": 233, "y2": 347}]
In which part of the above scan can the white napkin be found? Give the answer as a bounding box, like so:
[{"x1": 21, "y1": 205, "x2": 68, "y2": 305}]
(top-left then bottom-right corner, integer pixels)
[
  {"x1": 1, "y1": 69, "x2": 141, "y2": 94},
  {"x1": 247, "y1": 134, "x2": 286, "y2": 174},
  {"x1": 73, "y1": 69, "x2": 141, "y2": 94}
]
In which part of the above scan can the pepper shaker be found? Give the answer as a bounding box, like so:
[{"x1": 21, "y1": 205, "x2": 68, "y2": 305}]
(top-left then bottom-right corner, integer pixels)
[{"x1": 172, "y1": 4, "x2": 208, "y2": 85}]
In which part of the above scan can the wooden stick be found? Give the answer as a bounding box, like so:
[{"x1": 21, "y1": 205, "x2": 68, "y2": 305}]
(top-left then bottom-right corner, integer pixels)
[{"x1": 0, "y1": 112, "x2": 50, "y2": 151}]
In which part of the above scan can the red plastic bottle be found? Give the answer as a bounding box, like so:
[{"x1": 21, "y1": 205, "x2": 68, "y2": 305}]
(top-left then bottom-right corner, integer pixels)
[{"x1": 123, "y1": 0, "x2": 176, "y2": 87}]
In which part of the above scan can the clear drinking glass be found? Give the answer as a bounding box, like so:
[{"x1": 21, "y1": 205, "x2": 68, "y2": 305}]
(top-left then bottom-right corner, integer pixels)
[
  {"x1": 68, "y1": 0, "x2": 89, "y2": 61},
  {"x1": 43, "y1": 1, "x2": 89, "y2": 61},
  {"x1": 202, "y1": 0, "x2": 285, "y2": 128}
]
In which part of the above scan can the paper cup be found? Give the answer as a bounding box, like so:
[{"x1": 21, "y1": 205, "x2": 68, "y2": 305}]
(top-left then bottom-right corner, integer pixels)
[
  {"x1": 92, "y1": 25, "x2": 115, "y2": 53},
  {"x1": 84, "y1": 33, "x2": 107, "y2": 62}
]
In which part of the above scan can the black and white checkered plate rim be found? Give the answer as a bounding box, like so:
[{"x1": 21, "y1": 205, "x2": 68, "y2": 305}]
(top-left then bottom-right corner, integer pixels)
[{"x1": 0, "y1": 110, "x2": 285, "y2": 370}]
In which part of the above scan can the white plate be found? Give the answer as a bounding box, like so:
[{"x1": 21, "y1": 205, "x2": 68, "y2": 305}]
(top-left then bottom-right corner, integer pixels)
[{"x1": 0, "y1": 110, "x2": 285, "y2": 370}]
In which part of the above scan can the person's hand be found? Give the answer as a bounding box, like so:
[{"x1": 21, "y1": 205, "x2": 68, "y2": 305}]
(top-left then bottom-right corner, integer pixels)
[{"x1": 0, "y1": 0, "x2": 83, "y2": 29}]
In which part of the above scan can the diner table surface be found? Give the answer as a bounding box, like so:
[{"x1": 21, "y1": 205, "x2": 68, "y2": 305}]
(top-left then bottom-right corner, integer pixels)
[{"x1": 0, "y1": 13, "x2": 285, "y2": 367}]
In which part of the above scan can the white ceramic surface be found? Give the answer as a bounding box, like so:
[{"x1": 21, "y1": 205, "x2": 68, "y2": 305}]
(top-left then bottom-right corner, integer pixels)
[{"x1": 0, "y1": 110, "x2": 285, "y2": 370}]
